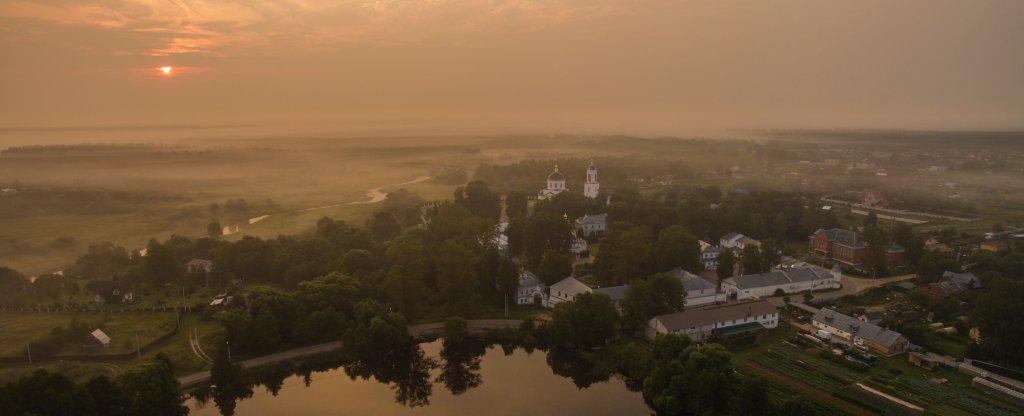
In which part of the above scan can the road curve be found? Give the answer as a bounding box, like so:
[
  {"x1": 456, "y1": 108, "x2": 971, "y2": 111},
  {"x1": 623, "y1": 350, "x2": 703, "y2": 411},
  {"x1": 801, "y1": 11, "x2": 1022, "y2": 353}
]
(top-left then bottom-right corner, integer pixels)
[{"x1": 177, "y1": 319, "x2": 523, "y2": 387}]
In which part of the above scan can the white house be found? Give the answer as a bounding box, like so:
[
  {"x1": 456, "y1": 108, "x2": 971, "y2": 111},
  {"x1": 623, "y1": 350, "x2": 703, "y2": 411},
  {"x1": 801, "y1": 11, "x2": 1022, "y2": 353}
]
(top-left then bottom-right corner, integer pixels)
[
  {"x1": 538, "y1": 165, "x2": 568, "y2": 200},
  {"x1": 720, "y1": 232, "x2": 761, "y2": 251},
  {"x1": 516, "y1": 270, "x2": 547, "y2": 306},
  {"x1": 583, "y1": 161, "x2": 600, "y2": 199},
  {"x1": 646, "y1": 300, "x2": 779, "y2": 341},
  {"x1": 575, "y1": 214, "x2": 607, "y2": 238},
  {"x1": 721, "y1": 266, "x2": 841, "y2": 300},
  {"x1": 701, "y1": 245, "x2": 721, "y2": 271},
  {"x1": 545, "y1": 276, "x2": 593, "y2": 307},
  {"x1": 570, "y1": 236, "x2": 588, "y2": 259},
  {"x1": 664, "y1": 267, "x2": 725, "y2": 306}
]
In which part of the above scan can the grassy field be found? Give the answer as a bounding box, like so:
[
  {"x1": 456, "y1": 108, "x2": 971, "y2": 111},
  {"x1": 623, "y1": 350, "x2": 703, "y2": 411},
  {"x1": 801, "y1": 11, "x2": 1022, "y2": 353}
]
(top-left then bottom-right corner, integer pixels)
[
  {"x1": 0, "y1": 312, "x2": 179, "y2": 357},
  {"x1": 0, "y1": 312, "x2": 225, "y2": 382}
]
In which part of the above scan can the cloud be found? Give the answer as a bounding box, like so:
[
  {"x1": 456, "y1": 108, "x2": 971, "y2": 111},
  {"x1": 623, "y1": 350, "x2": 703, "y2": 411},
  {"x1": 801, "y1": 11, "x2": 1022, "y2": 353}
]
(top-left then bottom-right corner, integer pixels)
[{"x1": 0, "y1": 0, "x2": 633, "y2": 56}]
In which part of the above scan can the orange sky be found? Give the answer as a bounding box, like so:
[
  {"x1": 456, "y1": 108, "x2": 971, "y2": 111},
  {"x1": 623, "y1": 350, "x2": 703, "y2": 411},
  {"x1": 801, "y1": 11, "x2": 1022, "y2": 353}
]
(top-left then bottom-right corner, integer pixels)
[{"x1": 1, "y1": 0, "x2": 1022, "y2": 134}]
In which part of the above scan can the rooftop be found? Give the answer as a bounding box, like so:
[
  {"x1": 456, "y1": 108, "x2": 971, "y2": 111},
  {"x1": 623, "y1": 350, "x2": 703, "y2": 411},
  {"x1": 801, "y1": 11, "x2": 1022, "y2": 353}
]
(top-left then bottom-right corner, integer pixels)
[
  {"x1": 653, "y1": 300, "x2": 778, "y2": 332},
  {"x1": 550, "y1": 276, "x2": 592, "y2": 296},
  {"x1": 724, "y1": 267, "x2": 833, "y2": 290},
  {"x1": 813, "y1": 308, "x2": 904, "y2": 347},
  {"x1": 593, "y1": 285, "x2": 628, "y2": 301}
]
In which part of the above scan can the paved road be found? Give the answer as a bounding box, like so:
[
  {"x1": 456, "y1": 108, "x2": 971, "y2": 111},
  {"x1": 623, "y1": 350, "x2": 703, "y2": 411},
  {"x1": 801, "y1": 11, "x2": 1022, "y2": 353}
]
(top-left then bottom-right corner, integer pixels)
[
  {"x1": 178, "y1": 319, "x2": 524, "y2": 387},
  {"x1": 408, "y1": 319, "x2": 523, "y2": 337},
  {"x1": 766, "y1": 267, "x2": 916, "y2": 307},
  {"x1": 177, "y1": 340, "x2": 343, "y2": 387}
]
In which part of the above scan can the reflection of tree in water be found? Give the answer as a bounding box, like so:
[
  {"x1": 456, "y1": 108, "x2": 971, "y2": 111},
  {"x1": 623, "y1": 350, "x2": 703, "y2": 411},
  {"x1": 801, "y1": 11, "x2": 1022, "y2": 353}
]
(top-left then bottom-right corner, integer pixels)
[
  {"x1": 436, "y1": 338, "x2": 487, "y2": 395},
  {"x1": 344, "y1": 342, "x2": 438, "y2": 407},
  {"x1": 546, "y1": 348, "x2": 612, "y2": 389}
]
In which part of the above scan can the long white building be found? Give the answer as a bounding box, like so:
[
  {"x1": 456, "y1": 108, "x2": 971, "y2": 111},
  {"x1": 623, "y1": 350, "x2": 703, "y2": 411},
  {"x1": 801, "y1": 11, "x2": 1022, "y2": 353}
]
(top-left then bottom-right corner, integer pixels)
[
  {"x1": 722, "y1": 266, "x2": 841, "y2": 300},
  {"x1": 646, "y1": 300, "x2": 779, "y2": 341}
]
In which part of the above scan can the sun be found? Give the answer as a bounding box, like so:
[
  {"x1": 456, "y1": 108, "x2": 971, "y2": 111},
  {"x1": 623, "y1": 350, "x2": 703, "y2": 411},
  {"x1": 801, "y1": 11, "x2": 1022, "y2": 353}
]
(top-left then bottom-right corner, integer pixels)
[{"x1": 160, "y1": 66, "x2": 172, "y2": 75}]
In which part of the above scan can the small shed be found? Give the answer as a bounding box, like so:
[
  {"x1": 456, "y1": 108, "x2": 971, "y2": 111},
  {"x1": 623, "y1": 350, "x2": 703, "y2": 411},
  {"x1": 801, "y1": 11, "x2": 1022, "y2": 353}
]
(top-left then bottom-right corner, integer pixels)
[{"x1": 83, "y1": 329, "x2": 111, "y2": 353}]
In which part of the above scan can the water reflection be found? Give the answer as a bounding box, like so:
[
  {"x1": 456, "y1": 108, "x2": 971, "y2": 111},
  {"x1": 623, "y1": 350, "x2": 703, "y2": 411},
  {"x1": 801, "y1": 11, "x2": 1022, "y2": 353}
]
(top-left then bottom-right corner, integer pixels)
[
  {"x1": 189, "y1": 339, "x2": 649, "y2": 415},
  {"x1": 343, "y1": 341, "x2": 438, "y2": 407}
]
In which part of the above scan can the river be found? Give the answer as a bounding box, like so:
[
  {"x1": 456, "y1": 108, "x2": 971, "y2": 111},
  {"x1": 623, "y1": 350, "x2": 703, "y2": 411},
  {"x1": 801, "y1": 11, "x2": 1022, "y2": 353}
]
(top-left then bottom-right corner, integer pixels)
[{"x1": 188, "y1": 340, "x2": 650, "y2": 415}]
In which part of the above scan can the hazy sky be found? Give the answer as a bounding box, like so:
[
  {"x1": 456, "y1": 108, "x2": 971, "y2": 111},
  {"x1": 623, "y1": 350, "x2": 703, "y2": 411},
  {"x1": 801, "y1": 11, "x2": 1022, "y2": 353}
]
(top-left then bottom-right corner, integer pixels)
[{"x1": 2, "y1": 0, "x2": 1022, "y2": 134}]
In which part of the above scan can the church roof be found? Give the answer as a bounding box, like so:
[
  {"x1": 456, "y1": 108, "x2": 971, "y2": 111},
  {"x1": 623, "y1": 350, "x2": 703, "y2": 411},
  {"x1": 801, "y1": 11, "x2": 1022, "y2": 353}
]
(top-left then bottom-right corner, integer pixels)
[{"x1": 547, "y1": 165, "x2": 565, "y2": 182}]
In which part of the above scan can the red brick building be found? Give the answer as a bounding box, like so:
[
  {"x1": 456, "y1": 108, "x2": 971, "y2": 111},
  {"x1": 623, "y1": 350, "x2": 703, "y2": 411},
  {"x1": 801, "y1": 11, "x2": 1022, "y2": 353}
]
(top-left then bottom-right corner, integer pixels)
[{"x1": 809, "y1": 228, "x2": 906, "y2": 268}]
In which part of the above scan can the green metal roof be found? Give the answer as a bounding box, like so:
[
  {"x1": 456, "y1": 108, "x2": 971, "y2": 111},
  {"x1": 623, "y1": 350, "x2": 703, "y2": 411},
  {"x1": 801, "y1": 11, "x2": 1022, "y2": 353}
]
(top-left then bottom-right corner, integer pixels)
[{"x1": 718, "y1": 322, "x2": 767, "y2": 337}]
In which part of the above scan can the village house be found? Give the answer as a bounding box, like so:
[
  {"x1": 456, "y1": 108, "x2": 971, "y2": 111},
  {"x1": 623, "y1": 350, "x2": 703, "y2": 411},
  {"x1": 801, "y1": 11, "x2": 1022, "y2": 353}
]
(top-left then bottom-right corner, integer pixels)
[
  {"x1": 646, "y1": 300, "x2": 779, "y2": 342},
  {"x1": 87, "y1": 277, "x2": 133, "y2": 305},
  {"x1": 722, "y1": 266, "x2": 841, "y2": 300},
  {"x1": 808, "y1": 228, "x2": 907, "y2": 268},
  {"x1": 812, "y1": 308, "x2": 908, "y2": 356},
  {"x1": 575, "y1": 214, "x2": 607, "y2": 238},
  {"x1": 664, "y1": 267, "x2": 724, "y2": 306},
  {"x1": 516, "y1": 270, "x2": 547, "y2": 306},
  {"x1": 720, "y1": 232, "x2": 760, "y2": 251},
  {"x1": 545, "y1": 276, "x2": 593, "y2": 307},
  {"x1": 699, "y1": 242, "x2": 720, "y2": 271},
  {"x1": 859, "y1": 189, "x2": 891, "y2": 208},
  {"x1": 186, "y1": 258, "x2": 214, "y2": 274},
  {"x1": 82, "y1": 329, "x2": 111, "y2": 353},
  {"x1": 928, "y1": 271, "x2": 982, "y2": 298}
]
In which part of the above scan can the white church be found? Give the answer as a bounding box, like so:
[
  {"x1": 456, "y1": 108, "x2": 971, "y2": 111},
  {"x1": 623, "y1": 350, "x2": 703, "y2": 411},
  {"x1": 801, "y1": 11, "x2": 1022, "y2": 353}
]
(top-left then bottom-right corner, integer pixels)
[{"x1": 538, "y1": 162, "x2": 600, "y2": 200}]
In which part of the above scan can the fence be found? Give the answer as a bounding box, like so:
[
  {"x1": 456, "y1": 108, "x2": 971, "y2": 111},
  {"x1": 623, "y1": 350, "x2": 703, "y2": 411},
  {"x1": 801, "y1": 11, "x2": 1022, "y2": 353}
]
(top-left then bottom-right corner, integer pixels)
[{"x1": 0, "y1": 311, "x2": 182, "y2": 365}]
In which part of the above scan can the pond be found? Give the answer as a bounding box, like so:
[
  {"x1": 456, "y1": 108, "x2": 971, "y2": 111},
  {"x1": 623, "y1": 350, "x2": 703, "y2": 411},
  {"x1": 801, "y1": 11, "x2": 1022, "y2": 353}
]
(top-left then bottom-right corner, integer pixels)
[{"x1": 188, "y1": 340, "x2": 650, "y2": 415}]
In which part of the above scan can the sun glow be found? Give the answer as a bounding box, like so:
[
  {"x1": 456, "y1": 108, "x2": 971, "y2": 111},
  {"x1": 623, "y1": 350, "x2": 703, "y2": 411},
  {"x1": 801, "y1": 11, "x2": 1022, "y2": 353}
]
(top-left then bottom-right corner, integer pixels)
[{"x1": 160, "y1": 66, "x2": 172, "y2": 75}]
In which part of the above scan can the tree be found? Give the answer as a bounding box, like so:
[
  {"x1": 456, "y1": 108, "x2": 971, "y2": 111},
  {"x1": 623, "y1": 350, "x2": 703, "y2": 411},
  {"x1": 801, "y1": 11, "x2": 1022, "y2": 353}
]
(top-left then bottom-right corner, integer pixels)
[
  {"x1": 505, "y1": 191, "x2": 529, "y2": 219},
  {"x1": 716, "y1": 249, "x2": 736, "y2": 280},
  {"x1": 864, "y1": 211, "x2": 878, "y2": 227},
  {"x1": 759, "y1": 240, "x2": 782, "y2": 273},
  {"x1": 252, "y1": 308, "x2": 282, "y2": 351},
  {"x1": 892, "y1": 223, "x2": 923, "y2": 263},
  {"x1": 142, "y1": 239, "x2": 180, "y2": 285},
  {"x1": 495, "y1": 257, "x2": 520, "y2": 304},
  {"x1": 594, "y1": 226, "x2": 654, "y2": 285},
  {"x1": 0, "y1": 266, "x2": 29, "y2": 296},
  {"x1": 369, "y1": 211, "x2": 402, "y2": 242},
  {"x1": 741, "y1": 245, "x2": 764, "y2": 275},
  {"x1": 770, "y1": 212, "x2": 789, "y2": 243},
  {"x1": 211, "y1": 346, "x2": 242, "y2": 390},
  {"x1": 643, "y1": 343, "x2": 737, "y2": 416},
  {"x1": 68, "y1": 242, "x2": 132, "y2": 279},
  {"x1": 383, "y1": 237, "x2": 429, "y2": 319},
  {"x1": 522, "y1": 212, "x2": 573, "y2": 269},
  {"x1": 972, "y1": 277, "x2": 1024, "y2": 364},
  {"x1": 862, "y1": 225, "x2": 890, "y2": 275},
  {"x1": 537, "y1": 250, "x2": 573, "y2": 286},
  {"x1": 442, "y1": 316, "x2": 469, "y2": 345},
  {"x1": 621, "y1": 274, "x2": 685, "y2": 331},
  {"x1": 207, "y1": 221, "x2": 224, "y2": 238},
  {"x1": 547, "y1": 292, "x2": 618, "y2": 350},
  {"x1": 434, "y1": 241, "x2": 481, "y2": 315},
  {"x1": 455, "y1": 181, "x2": 501, "y2": 221},
  {"x1": 654, "y1": 225, "x2": 702, "y2": 272},
  {"x1": 117, "y1": 355, "x2": 182, "y2": 416}
]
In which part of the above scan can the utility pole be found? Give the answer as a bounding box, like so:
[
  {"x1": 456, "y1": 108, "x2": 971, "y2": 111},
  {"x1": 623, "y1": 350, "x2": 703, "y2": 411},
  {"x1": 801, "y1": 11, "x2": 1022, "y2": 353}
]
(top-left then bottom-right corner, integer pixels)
[
  {"x1": 226, "y1": 341, "x2": 231, "y2": 362},
  {"x1": 26, "y1": 342, "x2": 31, "y2": 365},
  {"x1": 504, "y1": 292, "x2": 508, "y2": 318},
  {"x1": 136, "y1": 332, "x2": 141, "y2": 359}
]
